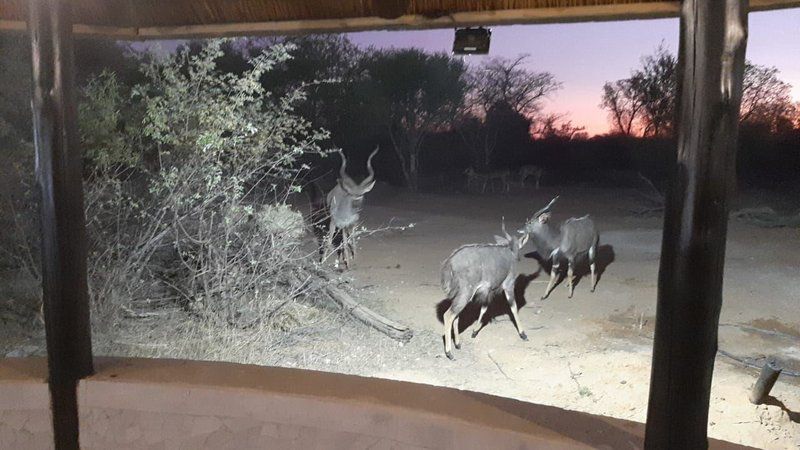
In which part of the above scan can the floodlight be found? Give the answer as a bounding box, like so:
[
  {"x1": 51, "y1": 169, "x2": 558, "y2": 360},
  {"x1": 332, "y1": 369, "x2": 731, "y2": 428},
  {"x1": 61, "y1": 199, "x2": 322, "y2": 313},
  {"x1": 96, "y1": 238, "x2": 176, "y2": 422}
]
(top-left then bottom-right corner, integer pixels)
[{"x1": 453, "y1": 27, "x2": 491, "y2": 55}]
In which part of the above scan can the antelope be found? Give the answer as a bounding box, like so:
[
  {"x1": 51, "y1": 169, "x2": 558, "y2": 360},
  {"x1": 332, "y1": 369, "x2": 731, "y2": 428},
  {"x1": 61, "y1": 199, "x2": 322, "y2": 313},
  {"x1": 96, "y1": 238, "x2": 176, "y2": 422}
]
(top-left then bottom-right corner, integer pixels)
[
  {"x1": 464, "y1": 167, "x2": 511, "y2": 193},
  {"x1": 519, "y1": 196, "x2": 599, "y2": 299},
  {"x1": 323, "y1": 147, "x2": 379, "y2": 269},
  {"x1": 517, "y1": 165, "x2": 544, "y2": 189},
  {"x1": 440, "y1": 220, "x2": 529, "y2": 360}
]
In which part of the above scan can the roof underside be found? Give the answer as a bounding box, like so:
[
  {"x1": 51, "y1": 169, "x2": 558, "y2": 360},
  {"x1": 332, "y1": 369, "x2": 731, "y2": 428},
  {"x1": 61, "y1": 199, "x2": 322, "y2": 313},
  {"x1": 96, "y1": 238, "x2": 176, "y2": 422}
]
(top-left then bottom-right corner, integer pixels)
[{"x1": 1, "y1": 0, "x2": 799, "y2": 39}]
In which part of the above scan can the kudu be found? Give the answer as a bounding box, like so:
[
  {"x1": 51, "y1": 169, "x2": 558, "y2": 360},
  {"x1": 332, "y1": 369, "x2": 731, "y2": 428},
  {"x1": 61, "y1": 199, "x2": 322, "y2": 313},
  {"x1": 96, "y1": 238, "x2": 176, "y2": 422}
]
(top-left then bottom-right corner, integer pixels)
[
  {"x1": 517, "y1": 165, "x2": 544, "y2": 189},
  {"x1": 440, "y1": 220, "x2": 529, "y2": 360},
  {"x1": 324, "y1": 147, "x2": 379, "y2": 269},
  {"x1": 464, "y1": 167, "x2": 511, "y2": 193},
  {"x1": 519, "y1": 196, "x2": 599, "y2": 299}
]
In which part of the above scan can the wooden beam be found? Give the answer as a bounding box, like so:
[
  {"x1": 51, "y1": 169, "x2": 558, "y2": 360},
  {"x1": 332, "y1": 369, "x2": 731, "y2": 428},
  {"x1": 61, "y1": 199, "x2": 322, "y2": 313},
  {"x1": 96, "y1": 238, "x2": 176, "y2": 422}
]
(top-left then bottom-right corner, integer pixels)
[
  {"x1": 645, "y1": 1, "x2": 748, "y2": 449},
  {"x1": 124, "y1": 3, "x2": 683, "y2": 39},
  {"x1": 2, "y1": 0, "x2": 798, "y2": 39},
  {"x1": 29, "y1": 0, "x2": 94, "y2": 448}
]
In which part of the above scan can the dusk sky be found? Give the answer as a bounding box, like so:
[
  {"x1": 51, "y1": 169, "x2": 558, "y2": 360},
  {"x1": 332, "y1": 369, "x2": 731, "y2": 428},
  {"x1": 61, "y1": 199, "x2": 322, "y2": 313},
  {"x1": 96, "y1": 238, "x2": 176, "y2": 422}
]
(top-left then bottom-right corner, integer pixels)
[{"x1": 348, "y1": 9, "x2": 800, "y2": 136}]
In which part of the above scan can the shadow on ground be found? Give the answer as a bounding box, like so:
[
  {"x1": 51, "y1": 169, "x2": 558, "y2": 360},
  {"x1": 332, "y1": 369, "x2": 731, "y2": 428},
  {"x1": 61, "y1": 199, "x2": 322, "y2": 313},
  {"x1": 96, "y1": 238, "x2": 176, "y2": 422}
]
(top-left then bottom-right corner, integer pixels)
[
  {"x1": 435, "y1": 270, "x2": 541, "y2": 334},
  {"x1": 524, "y1": 244, "x2": 616, "y2": 292}
]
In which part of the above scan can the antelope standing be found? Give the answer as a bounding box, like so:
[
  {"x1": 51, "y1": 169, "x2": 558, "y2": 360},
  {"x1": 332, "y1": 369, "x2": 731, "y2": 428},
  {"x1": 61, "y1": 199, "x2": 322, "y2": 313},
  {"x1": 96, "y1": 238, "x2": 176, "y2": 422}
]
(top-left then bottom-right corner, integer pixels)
[
  {"x1": 517, "y1": 165, "x2": 544, "y2": 189},
  {"x1": 464, "y1": 167, "x2": 511, "y2": 193},
  {"x1": 519, "y1": 196, "x2": 599, "y2": 299},
  {"x1": 323, "y1": 147, "x2": 379, "y2": 269},
  {"x1": 440, "y1": 220, "x2": 529, "y2": 360}
]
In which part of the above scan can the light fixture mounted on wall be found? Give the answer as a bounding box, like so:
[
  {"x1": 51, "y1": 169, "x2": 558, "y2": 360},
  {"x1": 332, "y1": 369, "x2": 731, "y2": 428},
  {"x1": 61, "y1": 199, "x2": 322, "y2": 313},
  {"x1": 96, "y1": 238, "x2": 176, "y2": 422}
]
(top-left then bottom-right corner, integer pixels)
[{"x1": 452, "y1": 27, "x2": 491, "y2": 55}]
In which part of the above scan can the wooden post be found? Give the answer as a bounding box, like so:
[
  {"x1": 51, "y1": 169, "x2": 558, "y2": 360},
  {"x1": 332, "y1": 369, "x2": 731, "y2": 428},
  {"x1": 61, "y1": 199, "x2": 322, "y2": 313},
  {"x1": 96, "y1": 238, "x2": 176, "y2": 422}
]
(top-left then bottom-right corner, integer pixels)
[
  {"x1": 29, "y1": 0, "x2": 94, "y2": 448},
  {"x1": 749, "y1": 359, "x2": 782, "y2": 404},
  {"x1": 645, "y1": 1, "x2": 748, "y2": 449}
]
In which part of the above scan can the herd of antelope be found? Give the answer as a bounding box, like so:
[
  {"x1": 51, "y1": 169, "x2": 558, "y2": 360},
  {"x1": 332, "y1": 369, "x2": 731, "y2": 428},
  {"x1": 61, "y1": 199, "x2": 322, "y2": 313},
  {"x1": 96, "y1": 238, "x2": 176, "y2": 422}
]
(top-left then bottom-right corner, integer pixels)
[{"x1": 309, "y1": 149, "x2": 599, "y2": 359}]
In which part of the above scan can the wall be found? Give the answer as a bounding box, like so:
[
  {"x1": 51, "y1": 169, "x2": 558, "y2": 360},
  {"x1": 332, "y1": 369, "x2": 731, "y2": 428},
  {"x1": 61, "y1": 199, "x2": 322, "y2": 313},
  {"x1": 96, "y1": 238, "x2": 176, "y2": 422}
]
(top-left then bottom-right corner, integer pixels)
[
  {"x1": 0, "y1": 358, "x2": 53, "y2": 450},
  {"x1": 0, "y1": 357, "x2": 752, "y2": 449}
]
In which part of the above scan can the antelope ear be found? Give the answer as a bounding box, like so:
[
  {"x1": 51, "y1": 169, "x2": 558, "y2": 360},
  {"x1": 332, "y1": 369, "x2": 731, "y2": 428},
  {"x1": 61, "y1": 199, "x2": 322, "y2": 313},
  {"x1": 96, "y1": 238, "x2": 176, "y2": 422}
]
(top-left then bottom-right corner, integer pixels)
[
  {"x1": 359, "y1": 179, "x2": 377, "y2": 193},
  {"x1": 519, "y1": 233, "x2": 529, "y2": 247},
  {"x1": 494, "y1": 235, "x2": 509, "y2": 245}
]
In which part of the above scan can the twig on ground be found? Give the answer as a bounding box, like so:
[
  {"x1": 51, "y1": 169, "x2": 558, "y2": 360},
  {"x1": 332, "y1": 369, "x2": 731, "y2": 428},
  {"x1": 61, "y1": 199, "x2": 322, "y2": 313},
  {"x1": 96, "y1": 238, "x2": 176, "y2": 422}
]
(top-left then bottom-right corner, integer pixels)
[{"x1": 488, "y1": 352, "x2": 513, "y2": 380}]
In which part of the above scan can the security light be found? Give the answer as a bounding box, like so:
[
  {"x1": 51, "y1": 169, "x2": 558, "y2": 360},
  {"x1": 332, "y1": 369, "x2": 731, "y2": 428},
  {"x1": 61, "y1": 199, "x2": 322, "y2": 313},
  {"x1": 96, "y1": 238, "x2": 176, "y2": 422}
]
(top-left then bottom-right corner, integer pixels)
[{"x1": 453, "y1": 27, "x2": 491, "y2": 55}]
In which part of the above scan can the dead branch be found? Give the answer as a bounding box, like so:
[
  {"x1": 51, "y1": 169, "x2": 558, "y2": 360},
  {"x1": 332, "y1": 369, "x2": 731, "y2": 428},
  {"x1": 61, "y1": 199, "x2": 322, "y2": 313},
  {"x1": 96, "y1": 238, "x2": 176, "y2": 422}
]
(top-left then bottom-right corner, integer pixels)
[
  {"x1": 630, "y1": 172, "x2": 665, "y2": 216},
  {"x1": 731, "y1": 207, "x2": 800, "y2": 228},
  {"x1": 301, "y1": 271, "x2": 413, "y2": 342},
  {"x1": 488, "y1": 352, "x2": 513, "y2": 380}
]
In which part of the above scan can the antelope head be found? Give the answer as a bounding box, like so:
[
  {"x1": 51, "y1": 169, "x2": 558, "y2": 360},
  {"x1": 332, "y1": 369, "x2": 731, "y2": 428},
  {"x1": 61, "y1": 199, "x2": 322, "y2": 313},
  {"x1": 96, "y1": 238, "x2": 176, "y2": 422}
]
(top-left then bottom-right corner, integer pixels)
[
  {"x1": 519, "y1": 196, "x2": 559, "y2": 233},
  {"x1": 337, "y1": 146, "x2": 379, "y2": 198},
  {"x1": 495, "y1": 217, "x2": 529, "y2": 258}
]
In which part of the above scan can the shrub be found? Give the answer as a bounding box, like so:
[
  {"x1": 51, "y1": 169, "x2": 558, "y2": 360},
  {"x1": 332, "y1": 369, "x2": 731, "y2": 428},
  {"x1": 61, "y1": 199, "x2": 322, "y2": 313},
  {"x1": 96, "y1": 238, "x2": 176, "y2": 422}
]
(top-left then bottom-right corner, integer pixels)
[{"x1": 77, "y1": 40, "x2": 333, "y2": 356}]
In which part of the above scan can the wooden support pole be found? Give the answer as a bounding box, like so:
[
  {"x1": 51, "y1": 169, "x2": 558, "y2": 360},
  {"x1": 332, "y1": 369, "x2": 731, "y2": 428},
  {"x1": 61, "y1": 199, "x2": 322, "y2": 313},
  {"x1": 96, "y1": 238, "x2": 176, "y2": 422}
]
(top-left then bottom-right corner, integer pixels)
[
  {"x1": 29, "y1": 0, "x2": 94, "y2": 448},
  {"x1": 645, "y1": 0, "x2": 748, "y2": 449},
  {"x1": 645, "y1": 1, "x2": 748, "y2": 449},
  {"x1": 749, "y1": 359, "x2": 782, "y2": 404}
]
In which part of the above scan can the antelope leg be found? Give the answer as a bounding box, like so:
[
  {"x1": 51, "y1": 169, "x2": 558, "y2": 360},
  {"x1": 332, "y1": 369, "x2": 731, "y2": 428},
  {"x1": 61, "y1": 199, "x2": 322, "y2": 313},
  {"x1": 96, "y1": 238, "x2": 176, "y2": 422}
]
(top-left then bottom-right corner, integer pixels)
[
  {"x1": 324, "y1": 223, "x2": 336, "y2": 264},
  {"x1": 472, "y1": 305, "x2": 488, "y2": 338},
  {"x1": 342, "y1": 227, "x2": 351, "y2": 269},
  {"x1": 542, "y1": 257, "x2": 560, "y2": 300},
  {"x1": 443, "y1": 309, "x2": 456, "y2": 360},
  {"x1": 453, "y1": 316, "x2": 461, "y2": 349},
  {"x1": 589, "y1": 244, "x2": 598, "y2": 292},
  {"x1": 505, "y1": 285, "x2": 527, "y2": 341},
  {"x1": 567, "y1": 263, "x2": 575, "y2": 298}
]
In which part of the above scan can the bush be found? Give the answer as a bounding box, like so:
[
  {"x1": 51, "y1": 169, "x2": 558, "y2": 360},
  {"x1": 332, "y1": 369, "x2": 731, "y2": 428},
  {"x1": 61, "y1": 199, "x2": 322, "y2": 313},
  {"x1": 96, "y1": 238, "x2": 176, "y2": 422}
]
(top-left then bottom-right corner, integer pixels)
[{"x1": 75, "y1": 40, "x2": 335, "y2": 357}]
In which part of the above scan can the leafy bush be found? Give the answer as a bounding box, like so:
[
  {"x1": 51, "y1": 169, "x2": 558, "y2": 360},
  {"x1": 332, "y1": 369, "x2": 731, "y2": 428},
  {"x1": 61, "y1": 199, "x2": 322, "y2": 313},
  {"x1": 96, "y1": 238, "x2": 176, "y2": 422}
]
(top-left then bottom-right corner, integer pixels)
[{"x1": 76, "y1": 40, "x2": 333, "y2": 355}]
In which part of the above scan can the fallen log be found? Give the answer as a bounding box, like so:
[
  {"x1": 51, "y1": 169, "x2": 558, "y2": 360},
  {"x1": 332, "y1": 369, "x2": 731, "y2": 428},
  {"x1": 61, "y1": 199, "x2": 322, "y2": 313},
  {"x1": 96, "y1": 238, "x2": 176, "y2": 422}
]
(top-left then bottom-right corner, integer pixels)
[{"x1": 295, "y1": 271, "x2": 414, "y2": 342}]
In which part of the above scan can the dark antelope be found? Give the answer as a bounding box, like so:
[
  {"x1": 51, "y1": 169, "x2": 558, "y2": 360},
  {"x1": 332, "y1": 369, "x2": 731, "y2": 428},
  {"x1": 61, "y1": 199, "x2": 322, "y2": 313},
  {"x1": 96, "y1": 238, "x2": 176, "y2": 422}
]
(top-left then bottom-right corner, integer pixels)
[
  {"x1": 464, "y1": 167, "x2": 511, "y2": 193},
  {"x1": 519, "y1": 196, "x2": 599, "y2": 299},
  {"x1": 440, "y1": 220, "x2": 529, "y2": 360},
  {"x1": 517, "y1": 165, "x2": 544, "y2": 189}
]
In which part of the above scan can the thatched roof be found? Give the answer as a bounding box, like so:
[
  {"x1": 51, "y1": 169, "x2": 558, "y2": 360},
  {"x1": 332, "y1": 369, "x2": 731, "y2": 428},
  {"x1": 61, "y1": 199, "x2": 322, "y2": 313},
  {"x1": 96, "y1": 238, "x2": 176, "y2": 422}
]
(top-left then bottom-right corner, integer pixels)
[{"x1": 1, "y1": 0, "x2": 799, "y2": 39}]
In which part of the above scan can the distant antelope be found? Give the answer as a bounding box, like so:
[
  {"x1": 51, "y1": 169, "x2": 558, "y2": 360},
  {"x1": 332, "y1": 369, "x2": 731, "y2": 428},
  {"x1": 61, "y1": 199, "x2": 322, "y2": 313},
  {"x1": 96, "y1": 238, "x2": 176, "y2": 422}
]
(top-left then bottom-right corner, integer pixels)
[
  {"x1": 464, "y1": 167, "x2": 511, "y2": 193},
  {"x1": 440, "y1": 220, "x2": 529, "y2": 360},
  {"x1": 323, "y1": 147, "x2": 379, "y2": 269},
  {"x1": 517, "y1": 165, "x2": 544, "y2": 189},
  {"x1": 519, "y1": 196, "x2": 599, "y2": 299}
]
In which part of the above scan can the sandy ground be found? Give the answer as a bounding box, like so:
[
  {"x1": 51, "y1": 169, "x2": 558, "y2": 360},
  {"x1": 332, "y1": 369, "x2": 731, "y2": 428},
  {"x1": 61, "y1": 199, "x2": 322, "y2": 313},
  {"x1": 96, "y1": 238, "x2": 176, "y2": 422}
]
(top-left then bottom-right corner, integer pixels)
[
  {"x1": 337, "y1": 184, "x2": 800, "y2": 449},
  {"x1": 2, "y1": 183, "x2": 798, "y2": 448}
]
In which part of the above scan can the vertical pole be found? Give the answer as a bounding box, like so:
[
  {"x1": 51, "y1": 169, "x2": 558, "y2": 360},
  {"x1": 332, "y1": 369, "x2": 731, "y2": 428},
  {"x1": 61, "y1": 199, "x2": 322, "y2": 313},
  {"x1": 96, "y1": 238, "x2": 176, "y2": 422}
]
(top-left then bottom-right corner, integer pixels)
[
  {"x1": 645, "y1": 1, "x2": 748, "y2": 449},
  {"x1": 29, "y1": 1, "x2": 94, "y2": 448}
]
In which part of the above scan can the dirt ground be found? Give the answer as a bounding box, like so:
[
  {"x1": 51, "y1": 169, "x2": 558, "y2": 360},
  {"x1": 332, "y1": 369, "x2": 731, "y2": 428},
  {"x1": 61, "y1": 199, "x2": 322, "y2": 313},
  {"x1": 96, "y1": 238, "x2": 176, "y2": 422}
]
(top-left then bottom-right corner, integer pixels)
[
  {"x1": 334, "y1": 184, "x2": 800, "y2": 449},
  {"x1": 2, "y1": 183, "x2": 798, "y2": 448}
]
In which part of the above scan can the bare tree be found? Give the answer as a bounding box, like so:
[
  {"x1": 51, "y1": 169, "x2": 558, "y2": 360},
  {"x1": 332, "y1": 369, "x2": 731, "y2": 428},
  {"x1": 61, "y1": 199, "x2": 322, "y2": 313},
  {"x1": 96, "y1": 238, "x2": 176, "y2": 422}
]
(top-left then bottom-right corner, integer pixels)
[
  {"x1": 600, "y1": 80, "x2": 643, "y2": 136},
  {"x1": 601, "y1": 44, "x2": 797, "y2": 136},
  {"x1": 468, "y1": 55, "x2": 560, "y2": 116},
  {"x1": 532, "y1": 112, "x2": 587, "y2": 141},
  {"x1": 740, "y1": 63, "x2": 798, "y2": 132},
  {"x1": 600, "y1": 45, "x2": 676, "y2": 137},
  {"x1": 460, "y1": 55, "x2": 560, "y2": 167},
  {"x1": 363, "y1": 49, "x2": 467, "y2": 191}
]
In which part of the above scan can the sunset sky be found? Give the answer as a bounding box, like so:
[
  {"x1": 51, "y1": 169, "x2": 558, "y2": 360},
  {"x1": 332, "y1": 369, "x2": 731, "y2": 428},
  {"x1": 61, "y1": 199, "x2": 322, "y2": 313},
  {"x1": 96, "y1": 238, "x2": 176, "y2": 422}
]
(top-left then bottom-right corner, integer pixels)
[{"x1": 349, "y1": 9, "x2": 800, "y2": 136}]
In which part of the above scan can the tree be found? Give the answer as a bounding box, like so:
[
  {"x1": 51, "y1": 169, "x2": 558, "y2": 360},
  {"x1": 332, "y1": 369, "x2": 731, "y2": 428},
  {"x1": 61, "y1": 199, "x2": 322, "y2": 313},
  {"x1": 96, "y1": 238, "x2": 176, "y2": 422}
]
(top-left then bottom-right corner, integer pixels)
[
  {"x1": 468, "y1": 55, "x2": 560, "y2": 116},
  {"x1": 600, "y1": 80, "x2": 643, "y2": 136},
  {"x1": 362, "y1": 49, "x2": 467, "y2": 191},
  {"x1": 740, "y1": 63, "x2": 798, "y2": 133},
  {"x1": 460, "y1": 55, "x2": 560, "y2": 168},
  {"x1": 601, "y1": 45, "x2": 798, "y2": 136},
  {"x1": 532, "y1": 113, "x2": 588, "y2": 141},
  {"x1": 599, "y1": 45, "x2": 676, "y2": 137}
]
